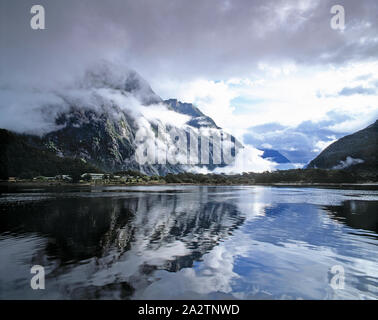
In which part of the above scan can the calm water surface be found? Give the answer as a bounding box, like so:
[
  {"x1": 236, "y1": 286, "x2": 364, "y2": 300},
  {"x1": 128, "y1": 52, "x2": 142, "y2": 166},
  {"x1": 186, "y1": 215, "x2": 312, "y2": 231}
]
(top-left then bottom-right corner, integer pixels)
[{"x1": 0, "y1": 185, "x2": 377, "y2": 300}]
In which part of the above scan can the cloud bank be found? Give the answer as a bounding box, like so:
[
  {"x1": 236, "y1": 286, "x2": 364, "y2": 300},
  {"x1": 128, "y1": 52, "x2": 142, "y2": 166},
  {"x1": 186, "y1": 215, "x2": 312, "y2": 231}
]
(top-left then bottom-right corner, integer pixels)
[{"x1": 1, "y1": 0, "x2": 378, "y2": 84}]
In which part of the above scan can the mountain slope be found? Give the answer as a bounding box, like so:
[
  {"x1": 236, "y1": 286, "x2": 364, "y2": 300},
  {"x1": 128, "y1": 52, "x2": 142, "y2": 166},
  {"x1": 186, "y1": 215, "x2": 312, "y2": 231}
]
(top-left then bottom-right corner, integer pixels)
[
  {"x1": 0, "y1": 129, "x2": 101, "y2": 180},
  {"x1": 308, "y1": 120, "x2": 378, "y2": 176}
]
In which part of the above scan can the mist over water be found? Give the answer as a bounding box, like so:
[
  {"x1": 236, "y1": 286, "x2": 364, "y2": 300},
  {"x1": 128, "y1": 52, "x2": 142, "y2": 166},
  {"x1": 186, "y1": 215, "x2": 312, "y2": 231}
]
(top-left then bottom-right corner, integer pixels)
[{"x1": 0, "y1": 185, "x2": 377, "y2": 299}]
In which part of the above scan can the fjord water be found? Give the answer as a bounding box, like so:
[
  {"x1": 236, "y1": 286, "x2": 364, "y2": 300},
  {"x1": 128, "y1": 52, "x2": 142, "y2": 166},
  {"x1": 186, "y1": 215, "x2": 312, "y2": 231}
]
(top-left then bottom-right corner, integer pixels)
[{"x1": 0, "y1": 185, "x2": 377, "y2": 300}]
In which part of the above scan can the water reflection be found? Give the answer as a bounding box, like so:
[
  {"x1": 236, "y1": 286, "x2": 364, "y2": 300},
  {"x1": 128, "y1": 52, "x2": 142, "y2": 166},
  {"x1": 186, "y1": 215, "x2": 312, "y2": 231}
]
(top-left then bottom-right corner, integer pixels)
[
  {"x1": 0, "y1": 186, "x2": 377, "y2": 300},
  {"x1": 0, "y1": 187, "x2": 245, "y2": 299},
  {"x1": 323, "y1": 200, "x2": 378, "y2": 236},
  {"x1": 0, "y1": 198, "x2": 134, "y2": 262}
]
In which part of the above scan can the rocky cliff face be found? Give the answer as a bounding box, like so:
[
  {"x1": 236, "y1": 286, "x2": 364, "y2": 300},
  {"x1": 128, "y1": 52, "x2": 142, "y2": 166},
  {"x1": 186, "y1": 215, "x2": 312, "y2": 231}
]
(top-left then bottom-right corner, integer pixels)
[
  {"x1": 164, "y1": 99, "x2": 219, "y2": 129},
  {"x1": 308, "y1": 120, "x2": 378, "y2": 177}
]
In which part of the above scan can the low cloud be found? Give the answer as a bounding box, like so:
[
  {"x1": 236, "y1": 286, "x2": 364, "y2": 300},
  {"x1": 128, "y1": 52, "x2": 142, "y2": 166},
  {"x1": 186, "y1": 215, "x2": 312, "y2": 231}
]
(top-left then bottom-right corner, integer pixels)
[
  {"x1": 0, "y1": 88, "x2": 69, "y2": 135},
  {"x1": 332, "y1": 156, "x2": 364, "y2": 169}
]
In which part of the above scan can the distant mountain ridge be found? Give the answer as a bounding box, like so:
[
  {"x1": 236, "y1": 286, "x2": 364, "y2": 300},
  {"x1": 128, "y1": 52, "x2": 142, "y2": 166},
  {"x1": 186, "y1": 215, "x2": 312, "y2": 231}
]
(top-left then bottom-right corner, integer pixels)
[{"x1": 259, "y1": 148, "x2": 291, "y2": 164}]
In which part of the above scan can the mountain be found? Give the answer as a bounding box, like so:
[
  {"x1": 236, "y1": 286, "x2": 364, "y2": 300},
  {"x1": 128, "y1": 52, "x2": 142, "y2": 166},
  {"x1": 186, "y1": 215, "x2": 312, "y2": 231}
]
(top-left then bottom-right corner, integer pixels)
[
  {"x1": 0, "y1": 61, "x2": 241, "y2": 176},
  {"x1": 259, "y1": 148, "x2": 291, "y2": 164},
  {"x1": 308, "y1": 120, "x2": 378, "y2": 178}
]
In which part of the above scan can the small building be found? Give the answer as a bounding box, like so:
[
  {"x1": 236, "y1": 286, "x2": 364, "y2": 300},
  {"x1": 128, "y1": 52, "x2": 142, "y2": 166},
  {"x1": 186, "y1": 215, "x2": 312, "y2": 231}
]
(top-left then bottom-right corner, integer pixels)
[
  {"x1": 33, "y1": 176, "x2": 55, "y2": 181},
  {"x1": 55, "y1": 175, "x2": 72, "y2": 181},
  {"x1": 81, "y1": 173, "x2": 104, "y2": 180}
]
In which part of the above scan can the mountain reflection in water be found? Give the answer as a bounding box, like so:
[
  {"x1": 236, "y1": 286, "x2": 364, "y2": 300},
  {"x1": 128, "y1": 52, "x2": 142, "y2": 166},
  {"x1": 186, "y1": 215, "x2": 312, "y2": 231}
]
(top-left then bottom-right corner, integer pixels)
[
  {"x1": 324, "y1": 200, "x2": 378, "y2": 236},
  {"x1": 0, "y1": 185, "x2": 377, "y2": 299}
]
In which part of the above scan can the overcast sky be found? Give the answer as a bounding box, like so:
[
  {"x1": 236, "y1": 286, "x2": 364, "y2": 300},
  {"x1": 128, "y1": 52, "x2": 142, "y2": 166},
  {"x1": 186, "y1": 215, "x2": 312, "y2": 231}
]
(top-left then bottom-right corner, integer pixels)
[{"x1": 1, "y1": 0, "x2": 378, "y2": 164}]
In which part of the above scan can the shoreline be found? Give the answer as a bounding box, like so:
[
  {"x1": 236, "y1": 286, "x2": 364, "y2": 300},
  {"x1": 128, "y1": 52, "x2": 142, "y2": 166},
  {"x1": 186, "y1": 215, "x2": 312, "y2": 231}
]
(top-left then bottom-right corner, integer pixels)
[{"x1": 1, "y1": 181, "x2": 378, "y2": 190}]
